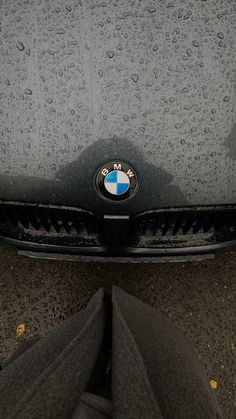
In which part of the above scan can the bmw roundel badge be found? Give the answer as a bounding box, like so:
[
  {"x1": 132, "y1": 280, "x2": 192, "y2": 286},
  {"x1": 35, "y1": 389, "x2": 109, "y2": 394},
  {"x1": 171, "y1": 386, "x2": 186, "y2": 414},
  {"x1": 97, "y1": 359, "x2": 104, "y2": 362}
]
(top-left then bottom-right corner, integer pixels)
[{"x1": 96, "y1": 162, "x2": 139, "y2": 201}]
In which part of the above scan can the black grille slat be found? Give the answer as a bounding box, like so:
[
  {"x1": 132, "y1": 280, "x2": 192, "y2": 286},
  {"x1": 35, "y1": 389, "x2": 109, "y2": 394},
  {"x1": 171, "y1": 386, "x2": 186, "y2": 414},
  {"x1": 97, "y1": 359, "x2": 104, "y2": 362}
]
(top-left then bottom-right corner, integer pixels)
[
  {"x1": 62, "y1": 219, "x2": 73, "y2": 234},
  {"x1": 37, "y1": 210, "x2": 51, "y2": 232},
  {"x1": 145, "y1": 220, "x2": 156, "y2": 236},
  {"x1": 153, "y1": 216, "x2": 161, "y2": 235},
  {"x1": 202, "y1": 212, "x2": 217, "y2": 233},
  {"x1": 27, "y1": 208, "x2": 41, "y2": 230},
  {"x1": 192, "y1": 213, "x2": 205, "y2": 234},
  {"x1": 224, "y1": 212, "x2": 235, "y2": 228},
  {"x1": 50, "y1": 212, "x2": 61, "y2": 233},
  {"x1": 182, "y1": 212, "x2": 196, "y2": 235},
  {"x1": 0, "y1": 206, "x2": 11, "y2": 224},
  {"x1": 162, "y1": 214, "x2": 171, "y2": 236},
  {"x1": 73, "y1": 216, "x2": 83, "y2": 235},
  {"x1": 172, "y1": 213, "x2": 182, "y2": 235},
  {"x1": 7, "y1": 207, "x2": 19, "y2": 227},
  {"x1": 213, "y1": 213, "x2": 225, "y2": 230},
  {"x1": 17, "y1": 207, "x2": 30, "y2": 229}
]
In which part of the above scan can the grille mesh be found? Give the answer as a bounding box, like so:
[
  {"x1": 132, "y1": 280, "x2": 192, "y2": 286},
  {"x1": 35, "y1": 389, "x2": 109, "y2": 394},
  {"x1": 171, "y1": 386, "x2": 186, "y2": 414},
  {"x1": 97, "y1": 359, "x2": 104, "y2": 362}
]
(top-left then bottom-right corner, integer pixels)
[
  {"x1": 130, "y1": 208, "x2": 236, "y2": 237},
  {"x1": 0, "y1": 203, "x2": 101, "y2": 236}
]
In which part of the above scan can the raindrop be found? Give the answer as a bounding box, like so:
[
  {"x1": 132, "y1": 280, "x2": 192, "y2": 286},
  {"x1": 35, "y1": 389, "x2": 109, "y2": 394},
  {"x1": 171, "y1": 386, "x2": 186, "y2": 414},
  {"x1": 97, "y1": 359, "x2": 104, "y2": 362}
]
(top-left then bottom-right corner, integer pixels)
[
  {"x1": 144, "y1": 7, "x2": 156, "y2": 14},
  {"x1": 183, "y1": 10, "x2": 192, "y2": 20},
  {"x1": 217, "y1": 32, "x2": 224, "y2": 39},
  {"x1": 130, "y1": 74, "x2": 139, "y2": 83},
  {"x1": 192, "y1": 40, "x2": 199, "y2": 47},
  {"x1": 223, "y1": 96, "x2": 230, "y2": 102},
  {"x1": 4, "y1": 79, "x2": 11, "y2": 86},
  {"x1": 98, "y1": 70, "x2": 103, "y2": 77},
  {"x1": 106, "y1": 80, "x2": 115, "y2": 88},
  {"x1": 181, "y1": 87, "x2": 189, "y2": 93},
  {"x1": 153, "y1": 68, "x2": 158, "y2": 78},
  {"x1": 24, "y1": 88, "x2": 32, "y2": 95},
  {"x1": 16, "y1": 41, "x2": 25, "y2": 51},
  {"x1": 107, "y1": 50, "x2": 114, "y2": 58},
  {"x1": 175, "y1": 122, "x2": 182, "y2": 129},
  {"x1": 153, "y1": 44, "x2": 159, "y2": 52},
  {"x1": 174, "y1": 28, "x2": 180, "y2": 34},
  {"x1": 55, "y1": 28, "x2": 66, "y2": 34}
]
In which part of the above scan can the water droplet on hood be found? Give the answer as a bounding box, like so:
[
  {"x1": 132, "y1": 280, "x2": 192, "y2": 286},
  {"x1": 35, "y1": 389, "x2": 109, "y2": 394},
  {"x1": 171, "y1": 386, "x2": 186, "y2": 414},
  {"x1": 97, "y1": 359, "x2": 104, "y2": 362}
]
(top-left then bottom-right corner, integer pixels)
[
  {"x1": 107, "y1": 50, "x2": 114, "y2": 58},
  {"x1": 192, "y1": 40, "x2": 200, "y2": 47},
  {"x1": 16, "y1": 41, "x2": 25, "y2": 51},
  {"x1": 55, "y1": 28, "x2": 66, "y2": 34},
  {"x1": 130, "y1": 74, "x2": 139, "y2": 83},
  {"x1": 24, "y1": 88, "x2": 32, "y2": 95}
]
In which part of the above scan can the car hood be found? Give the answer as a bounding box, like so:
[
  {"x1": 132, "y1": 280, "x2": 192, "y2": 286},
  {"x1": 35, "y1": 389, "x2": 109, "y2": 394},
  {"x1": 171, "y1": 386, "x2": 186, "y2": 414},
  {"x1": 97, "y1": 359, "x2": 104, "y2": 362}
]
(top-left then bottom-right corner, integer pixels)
[{"x1": 0, "y1": 0, "x2": 235, "y2": 215}]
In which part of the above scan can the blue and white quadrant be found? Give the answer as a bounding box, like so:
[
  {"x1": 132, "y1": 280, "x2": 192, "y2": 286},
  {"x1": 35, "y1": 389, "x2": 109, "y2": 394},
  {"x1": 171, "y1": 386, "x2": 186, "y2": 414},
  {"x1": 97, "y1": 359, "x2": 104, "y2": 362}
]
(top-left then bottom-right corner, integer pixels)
[{"x1": 104, "y1": 170, "x2": 130, "y2": 196}]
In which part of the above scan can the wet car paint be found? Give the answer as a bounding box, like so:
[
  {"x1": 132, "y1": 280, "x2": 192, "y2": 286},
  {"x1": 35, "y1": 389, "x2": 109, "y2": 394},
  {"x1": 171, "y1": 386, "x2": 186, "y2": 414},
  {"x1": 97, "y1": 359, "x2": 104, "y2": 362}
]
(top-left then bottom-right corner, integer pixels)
[{"x1": 0, "y1": 0, "x2": 235, "y2": 215}]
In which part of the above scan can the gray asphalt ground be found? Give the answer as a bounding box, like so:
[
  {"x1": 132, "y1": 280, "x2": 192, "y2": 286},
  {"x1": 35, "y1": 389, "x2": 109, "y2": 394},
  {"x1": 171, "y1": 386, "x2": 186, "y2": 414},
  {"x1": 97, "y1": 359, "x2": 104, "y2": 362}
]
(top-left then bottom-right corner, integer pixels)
[{"x1": 0, "y1": 247, "x2": 235, "y2": 418}]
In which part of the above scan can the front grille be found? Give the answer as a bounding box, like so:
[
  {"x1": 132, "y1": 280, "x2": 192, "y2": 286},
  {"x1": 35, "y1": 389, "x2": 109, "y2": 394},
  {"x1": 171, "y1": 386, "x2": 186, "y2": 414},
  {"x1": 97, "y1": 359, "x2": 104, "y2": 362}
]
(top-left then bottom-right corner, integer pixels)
[
  {"x1": 0, "y1": 202, "x2": 105, "y2": 247},
  {"x1": 127, "y1": 207, "x2": 236, "y2": 248},
  {"x1": 0, "y1": 202, "x2": 236, "y2": 255}
]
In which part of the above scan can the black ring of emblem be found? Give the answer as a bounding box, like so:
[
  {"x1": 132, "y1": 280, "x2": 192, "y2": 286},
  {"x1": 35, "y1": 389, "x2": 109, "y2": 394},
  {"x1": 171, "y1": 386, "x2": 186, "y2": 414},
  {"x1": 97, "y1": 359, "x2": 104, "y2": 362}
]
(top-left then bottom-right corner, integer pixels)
[{"x1": 95, "y1": 162, "x2": 139, "y2": 202}]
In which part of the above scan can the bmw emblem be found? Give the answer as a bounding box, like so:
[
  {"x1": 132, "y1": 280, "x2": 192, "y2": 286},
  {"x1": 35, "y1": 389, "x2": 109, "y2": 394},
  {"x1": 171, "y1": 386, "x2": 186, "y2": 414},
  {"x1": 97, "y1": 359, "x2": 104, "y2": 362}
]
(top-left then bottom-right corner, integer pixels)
[{"x1": 96, "y1": 162, "x2": 139, "y2": 201}]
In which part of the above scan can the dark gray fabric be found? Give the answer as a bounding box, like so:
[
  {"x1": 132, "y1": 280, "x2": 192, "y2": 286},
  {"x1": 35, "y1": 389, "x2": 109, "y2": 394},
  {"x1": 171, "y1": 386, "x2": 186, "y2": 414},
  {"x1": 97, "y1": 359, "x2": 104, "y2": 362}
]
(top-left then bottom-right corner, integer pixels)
[
  {"x1": 72, "y1": 393, "x2": 112, "y2": 419},
  {"x1": 0, "y1": 289, "x2": 105, "y2": 419},
  {"x1": 112, "y1": 289, "x2": 164, "y2": 419},
  {"x1": 112, "y1": 286, "x2": 223, "y2": 419},
  {"x1": 0, "y1": 286, "x2": 223, "y2": 419}
]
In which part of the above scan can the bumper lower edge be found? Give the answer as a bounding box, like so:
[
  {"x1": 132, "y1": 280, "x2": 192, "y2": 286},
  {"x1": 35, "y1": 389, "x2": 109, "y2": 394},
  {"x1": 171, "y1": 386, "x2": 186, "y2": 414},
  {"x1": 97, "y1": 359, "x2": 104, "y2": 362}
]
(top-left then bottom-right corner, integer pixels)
[{"x1": 1, "y1": 234, "x2": 236, "y2": 260}]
